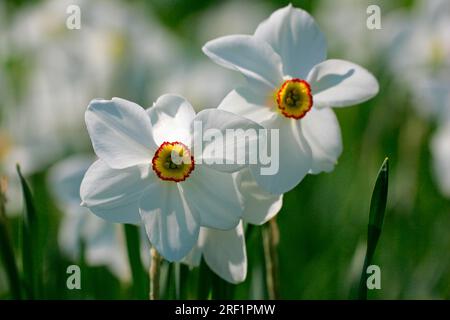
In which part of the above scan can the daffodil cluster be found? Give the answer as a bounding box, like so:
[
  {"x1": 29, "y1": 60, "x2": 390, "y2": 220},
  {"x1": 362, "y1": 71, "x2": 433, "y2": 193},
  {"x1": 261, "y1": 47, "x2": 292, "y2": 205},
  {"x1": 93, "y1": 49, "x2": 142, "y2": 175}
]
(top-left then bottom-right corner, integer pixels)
[{"x1": 80, "y1": 5, "x2": 378, "y2": 283}]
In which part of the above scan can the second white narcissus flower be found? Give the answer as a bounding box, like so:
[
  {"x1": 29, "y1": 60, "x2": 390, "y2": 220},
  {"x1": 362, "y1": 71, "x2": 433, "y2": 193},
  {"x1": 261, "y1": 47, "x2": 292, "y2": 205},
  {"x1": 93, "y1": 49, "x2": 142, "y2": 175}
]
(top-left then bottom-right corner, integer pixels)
[
  {"x1": 80, "y1": 94, "x2": 261, "y2": 261},
  {"x1": 203, "y1": 4, "x2": 379, "y2": 194}
]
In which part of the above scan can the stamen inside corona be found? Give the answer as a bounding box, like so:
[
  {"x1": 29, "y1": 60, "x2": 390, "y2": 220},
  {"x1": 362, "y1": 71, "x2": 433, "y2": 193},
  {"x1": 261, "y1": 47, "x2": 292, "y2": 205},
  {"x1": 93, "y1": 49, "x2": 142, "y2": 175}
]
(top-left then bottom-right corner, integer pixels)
[
  {"x1": 152, "y1": 142, "x2": 195, "y2": 182},
  {"x1": 276, "y1": 78, "x2": 313, "y2": 119}
]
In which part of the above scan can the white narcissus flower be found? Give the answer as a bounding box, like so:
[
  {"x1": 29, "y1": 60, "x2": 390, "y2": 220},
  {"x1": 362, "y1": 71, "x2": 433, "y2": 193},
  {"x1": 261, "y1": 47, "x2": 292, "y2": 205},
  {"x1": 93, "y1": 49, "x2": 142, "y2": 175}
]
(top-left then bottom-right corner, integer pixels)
[
  {"x1": 80, "y1": 94, "x2": 261, "y2": 262},
  {"x1": 431, "y1": 123, "x2": 450, "y2": 198},
  {"x1": 183, "y1": 168, "x2": 283, "y2": 284},
  {"x1": 203, "y1": 4, "x2": 379, "y2": 194}
]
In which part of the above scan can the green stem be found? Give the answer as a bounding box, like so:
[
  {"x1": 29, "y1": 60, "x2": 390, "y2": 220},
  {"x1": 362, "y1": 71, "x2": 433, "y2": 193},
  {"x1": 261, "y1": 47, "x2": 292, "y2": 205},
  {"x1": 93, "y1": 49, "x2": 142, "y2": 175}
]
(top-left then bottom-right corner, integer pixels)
[
  {"x1": 174, "y1": 262, "x2": 180, "y2": 299},
  {"x1": 262, "y1": 217, "x2": 280, "y2": 300},
  {"x1": 149, "y1": 246, "x2": 161, "y2": 300}
]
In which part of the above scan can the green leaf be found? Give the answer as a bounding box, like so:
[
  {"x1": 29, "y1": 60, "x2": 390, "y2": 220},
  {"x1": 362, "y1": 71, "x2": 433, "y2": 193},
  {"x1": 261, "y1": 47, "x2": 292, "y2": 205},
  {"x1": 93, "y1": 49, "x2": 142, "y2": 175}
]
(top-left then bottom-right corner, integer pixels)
[
  {"x1": 17, "y1": 164, "x2": 41, "y2": 299},
  {"x1": 124, "y1": 224, "x2": 147, "y2": 299},
  {"x1": 174, "y1": 262, "x2": 180, "y2": 299},
  {"x1": 0, "y1": 177, "x2": 22, "y2": 299},
  {"x1": 197, "y1": 259, "x2": 212, "y2": 299},
  {"x1": 369, "y1": 157, "x2": 389, "y2": 230},
  {"x1": 358, "y1": 157, "x2": 389, "y2": 300}
]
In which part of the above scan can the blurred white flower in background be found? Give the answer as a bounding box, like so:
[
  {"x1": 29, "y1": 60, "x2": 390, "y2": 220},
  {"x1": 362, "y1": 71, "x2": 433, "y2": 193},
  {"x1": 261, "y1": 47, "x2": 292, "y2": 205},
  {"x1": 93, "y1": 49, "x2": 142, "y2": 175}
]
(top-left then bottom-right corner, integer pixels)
[
  {"x1": 6, "y1": 0, "x2": 179, "y2": 156},
  {"x1": 1, "y1": 0, "x2": 179, "y2": 214},
  {"x1": 315, "y1": 0, "x2": 389, "y2": 66},
  {"x1": 385, "y1": 0, "x2": 450, "y2": 198},
  {"x1": 386, "y1": 0, "x2": 450, "y2": 120},
  {"x1": 431, "y1": 124, "x2": 450, "y2": 198},
  {"x1": 158, "y1": 0, "x2": 274, "y2": 113},
  {"x1": 193, "y1": 0, "x2": 272, "y2": 45},
  {"x1": 158, "y1": 59, "x2": 239, "y2": 113},
  {"x1": 48, "y1": 154, "x2": 139, "y2": 281}
]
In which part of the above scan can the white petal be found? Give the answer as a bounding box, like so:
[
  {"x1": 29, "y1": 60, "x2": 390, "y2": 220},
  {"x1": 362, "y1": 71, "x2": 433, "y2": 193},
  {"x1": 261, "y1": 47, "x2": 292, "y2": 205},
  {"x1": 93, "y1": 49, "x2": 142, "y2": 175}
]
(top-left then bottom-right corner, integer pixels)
[
  {"x1": 192, "y1": 109, "x2": 263, "y2": 172},
  {"x1": 182, "y1": 244, "x2": 202, "y2": 268},
  {"x1": 202, "y1": 34, "x2": 283, "y2": 91},
  {"x1": 80, "y1": 159, "x2": 153, "y2": 224},
  {"x1": 200, "y1": 222, "x2": 247, "y2": 284},
  {"x1": 235, "y1": 169, "x2": 283, "y2": 225},
  {"x1": 218, "y1": 86, "x2": 277, "y2": 125},
  {"x1": 254, "y1": 4, "x2": 327, "y2": 79},
  {"x1": 147, "y1": 94, "x2": 196, "y2": 146},
  {"x1": 431, "y1": 123, "x2": 450, "y2": 198},
  {"x1": 307, "y1": 59, "x2": 379, "y2": 108},
  {"x1": 181, "y1": 166, "x2": 242, "y2": 230},
  {"x1": 85, "y1": 98, "x2": 157, "y2": 169},
  {"x1": 139, "y1": 182, "x2": 199, "y2": 262},
  {"x1": 250, "y1": 115, "x2": 312, "y2": 194},
  {"x1": 301, "y1": 108, "x2": 343, "y2": 174}
]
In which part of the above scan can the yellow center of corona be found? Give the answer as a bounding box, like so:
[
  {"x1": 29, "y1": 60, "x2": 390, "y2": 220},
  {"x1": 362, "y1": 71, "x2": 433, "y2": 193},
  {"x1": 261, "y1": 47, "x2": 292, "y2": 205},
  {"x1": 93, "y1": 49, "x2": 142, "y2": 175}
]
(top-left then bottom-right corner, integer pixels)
[
  {"x1": 276, "y1": 78, "x2": 313, "y2": 119},
  {"x1": 152, "y1": 142, "x2": 194, "y2": 182}
]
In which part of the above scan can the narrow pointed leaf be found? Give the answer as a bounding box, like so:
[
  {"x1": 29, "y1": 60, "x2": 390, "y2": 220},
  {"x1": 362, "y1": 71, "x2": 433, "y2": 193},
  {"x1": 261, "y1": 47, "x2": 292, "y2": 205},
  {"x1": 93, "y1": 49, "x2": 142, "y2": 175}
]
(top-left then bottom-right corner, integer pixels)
[
  {"x1": 17, "y1": 165, "x2": 41, "y2": 299},
  {"x1": 0, "y1": 177, "x2": 22, "y2": 299},
  {"x1": 369, "y1": 157, "x2": 389, "y2": 230},
  {"x1": 358, "y1": 158, "x2": 389, "y2": 300}
]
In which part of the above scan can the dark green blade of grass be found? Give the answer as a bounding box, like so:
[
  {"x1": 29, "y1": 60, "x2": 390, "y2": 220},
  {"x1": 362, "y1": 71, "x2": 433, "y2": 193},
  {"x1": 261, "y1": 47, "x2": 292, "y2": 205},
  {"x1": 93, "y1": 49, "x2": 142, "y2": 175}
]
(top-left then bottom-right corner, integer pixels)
[
  {"x1": 17, "y1": 165, "x2": 41, "y2": 299},
  {"x1": 124, "y1": 224, "x2": 147, "y2": 299},
  {"x1": 211, "y1": 273, "x2": 235, "y2": 300},
  {"x1": 197, "y1": 259, "x2": 235, "y2": 300},
  {"x1": 358, "y1": 157, "x2": 389, "y2": 300},
  {"x1": 174, "y1": 262, "x2": 180, "y2": 299},
  {"x1": 178, "y1": 263, "x2": 193, "y2": 299},
  {"x1": 197, "y1": 259, "x2": 212, "y2": 299},
  {"x1": 0, "y1": 178, "x2": 22, "y2": 299}
]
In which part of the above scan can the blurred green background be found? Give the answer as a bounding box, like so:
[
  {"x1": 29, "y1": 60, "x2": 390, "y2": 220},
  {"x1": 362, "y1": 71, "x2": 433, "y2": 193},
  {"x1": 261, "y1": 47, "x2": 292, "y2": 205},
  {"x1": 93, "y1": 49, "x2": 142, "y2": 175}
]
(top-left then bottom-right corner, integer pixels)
[{"x1": 0, "y1": 0, "x2": 449, "y2": 299}]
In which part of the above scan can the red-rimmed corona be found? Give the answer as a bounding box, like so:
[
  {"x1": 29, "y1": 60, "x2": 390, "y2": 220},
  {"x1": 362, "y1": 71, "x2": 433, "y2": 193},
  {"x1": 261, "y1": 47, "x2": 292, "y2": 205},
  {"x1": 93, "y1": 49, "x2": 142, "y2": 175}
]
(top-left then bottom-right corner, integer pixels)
[
  {"x1": 152, "y1": 141, "x2": 195, "y2": 182},
  {"x1": 276, "y1": 78, "x2": 313, "y2": 119}
]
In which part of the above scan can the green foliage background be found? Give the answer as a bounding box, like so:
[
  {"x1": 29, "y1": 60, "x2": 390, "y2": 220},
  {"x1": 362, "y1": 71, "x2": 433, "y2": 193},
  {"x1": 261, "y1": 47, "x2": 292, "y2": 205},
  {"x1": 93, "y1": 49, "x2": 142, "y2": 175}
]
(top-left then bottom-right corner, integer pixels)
[{"x1": 0, "y1": 0, "x2": 449, "y2": 299}]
